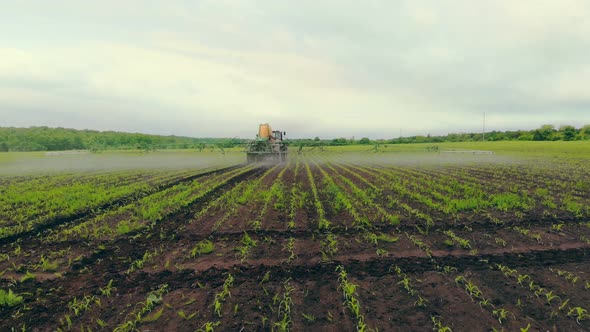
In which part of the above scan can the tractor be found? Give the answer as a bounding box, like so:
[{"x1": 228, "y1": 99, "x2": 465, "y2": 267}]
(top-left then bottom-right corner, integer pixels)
[{"x1": 246, "y1": 123, "x2": 287, "y2": 163}]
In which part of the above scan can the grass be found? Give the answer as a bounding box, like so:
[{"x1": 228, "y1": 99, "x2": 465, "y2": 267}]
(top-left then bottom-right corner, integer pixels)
[
  {"x1": 0, "y1": 150, "x2": 242, "y2": 175},
  {"x1": 322, "y1": 140, "x2": 590, "y2": 158}
]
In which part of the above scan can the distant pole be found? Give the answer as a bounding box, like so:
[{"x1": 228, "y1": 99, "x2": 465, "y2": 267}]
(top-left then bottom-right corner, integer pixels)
[{"x1": 483, "y1": 112, "x2": 486, "y2": 142}]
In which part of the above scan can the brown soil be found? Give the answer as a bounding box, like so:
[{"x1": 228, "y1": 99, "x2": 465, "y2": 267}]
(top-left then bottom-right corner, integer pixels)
[{"x1": 1, "y1": 161, "x2": 590, "y2": 332}]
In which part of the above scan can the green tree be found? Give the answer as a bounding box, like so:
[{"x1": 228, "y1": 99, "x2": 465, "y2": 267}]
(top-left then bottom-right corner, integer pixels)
[
  {"x1": 331, "y1": 138, "x2": 348, "y2": 145},
  {"x1": 72, "y1": 136, "x2": 85, "y2": 149},
  {"x1": 518, "y1": 133, "x2": 533, "y2": 141},
  {"x1": 532, "y1": 124, "x2": 556, "y2": 141},
  {"x1": 359, "y1": 137, "x2": 371, "y2": 144},
  {"x1": 560, "y1": 125, "x2": 577, "y2": 141},
  {"x1": 580, "y1": 125, "x2": 590, "y2": 140},
  {"x1": 0, "y1": 142, "x2": 8, "y2": 152}
]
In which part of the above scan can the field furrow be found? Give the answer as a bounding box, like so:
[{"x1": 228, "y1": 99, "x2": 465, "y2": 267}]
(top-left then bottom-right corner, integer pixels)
[{"x1": 1, "y1": 150, "x2": 590, "y2": 331}]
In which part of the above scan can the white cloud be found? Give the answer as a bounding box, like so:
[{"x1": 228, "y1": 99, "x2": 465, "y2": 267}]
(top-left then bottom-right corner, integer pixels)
[{"x1": 1, "y1": 1, "x2": 589, "y2": 138}]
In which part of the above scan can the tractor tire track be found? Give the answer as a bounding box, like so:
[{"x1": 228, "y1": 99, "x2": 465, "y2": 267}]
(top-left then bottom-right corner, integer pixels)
[
  {"x1": 27, "y1": 242, "x2": 590, "y2": 315},
  {"x1": 121, "y1": 244, "x2": 590, "y2": 287}
]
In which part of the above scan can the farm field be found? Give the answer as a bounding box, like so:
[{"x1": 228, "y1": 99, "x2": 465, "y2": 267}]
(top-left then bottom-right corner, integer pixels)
[{"x1": 1, "y1": 144, "x2": 590, "y2": 331}]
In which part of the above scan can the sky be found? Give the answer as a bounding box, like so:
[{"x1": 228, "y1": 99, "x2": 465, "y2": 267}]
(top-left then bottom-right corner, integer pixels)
[{"x1": 1, "y1": 1, "x2": 589, "y2": 139}]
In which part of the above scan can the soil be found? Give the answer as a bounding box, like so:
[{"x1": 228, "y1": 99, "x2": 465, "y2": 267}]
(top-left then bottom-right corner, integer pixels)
[{"x1": 1, "y1": 160, "x2": 589, "y2": 332}]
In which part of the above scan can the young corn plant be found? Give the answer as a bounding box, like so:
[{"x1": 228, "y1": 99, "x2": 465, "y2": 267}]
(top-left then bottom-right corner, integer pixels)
[
  {"x1": 67, "y1": 295, "x2": 99, "y2": 316},
  {"x1": 38, "y1": 255, "x2": 59, "y2": 272},
  {"x1": 302, "y1": 312, "x2": 316, "y2": 323},
  {"x1": 494, "y1": 237, "x2": 507, "y2": 247},
  {"x1": 324, "y1": 163, "x2": 399, "y2": 226},
  {"x1": 376, "y1": 248, "x2": 389, "y2": 257},
  {"x1": 196, "y1": 321, "x2": 221, "y2": 332},
  {"x1": 190, "y1": 240, "x2": 215, "y2": 258},
  {"x1": 390, "y1": 265, "x2": 416, "y2": 297},
  {"x1": 492, "y1": 308, "x2": 512, "y2": 324},
  {"x1": 389, "y1": 265, "x2": 430, "y2": 307},
  {"x1": 454, "y1": 276, "x2": 495, "y2": 310},
  {"x1": 0, "y1": 289, "x2": 24, "y2": 307},
  {"x1": 567, "y1": 306, "x2": 590, "y2": 324},
  {"x1": 127, "y1": 245, "x2": 163, "y2": 274},
  {"x1": 99, "y1": 280, "x2": 114, "y2": 297},
  {"x1": 305, "y1": 161, "x2": 330, "y2": 230},
  {"x1": 513, "y1": 226, "x2": 542, "y2": 243},
  {"x1": 213, "y1": 273, "x2": 234, "y2": 318},
  {"x1": 287, "y1": 184, "x2": 305, "y2": 230},
  {"x1": 113, "y1": 284, "x2": 168, "y2": 332},
  {"x1": 496, "y1": 264, "x2": 517, "y2": 278},
  {"x1": 493, "y1": 263, "x2": 581, "y2": 321},
  {"x1": 443, "y1": 230, "x2": 471, "y2": 249},
  {"x1": 551, "y1": 223, "x2": 565, "y2": 232},
  {"x1": 550, "y1": 268, "x2": 581, "y2": 286},
  {"x1": 282, "y1": 238, "x2": 297, "y2": 264},
  {"x1": 317, "y1": 166, "x2": 368, "y2": 229},
  {"x1": 336, "y1": 265, "x2": 375, "y2": 332},
  {"x1": 273, "y1": 280, "x2": 295, "y2": 332},
  {"x1": 177, "y1": 310, "x2": 197, "y2": 320},
  {"x1": 541, "y1": 290, "x2": 561, "y2": 305},
  {"x1": 236, "y1": 232, "x2": 258, "y2": 263},
  {"x1": 250, "y1": 174, "x2": 287, "y2": 230},
  {"x1": 320, "y1": 233, "x2": 338, "y2": 261},
  {"x1": 431, "y1": 316, "x2": 453, "y2": 332},
  {"x1": 406, "y1": 233, "x2": 433, "y2": 258}
]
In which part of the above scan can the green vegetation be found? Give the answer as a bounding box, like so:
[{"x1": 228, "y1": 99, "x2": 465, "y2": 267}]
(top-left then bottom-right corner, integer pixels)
[
  {"x1": 2, "y1": 142, "x2": 590, "y2": 331},
  {"x1": 0, "y1": 169, "x2": 208, "y2": 240},
  {"x1": 292, "y1": 124, "x2": 590, "y2": 148},
  {"x1": 213, "y1": 273, "x2": 234, "y2": 318},
  {"x1": 113, "y1": 284, "x2": 168, "y2": 332},
  {"x1": 2, "y1": 124, "x2": 589, "y2": 153},
  {"x1": 273, "y1": 280, "x2": 295, "y2": 332},
  {"x1": 0, "y1": 289, "x2": 24, "y2": 307},
  {"x1": 190, "y1": 240, "x2": 215, "y2": 258},
  {"x1": 0, "y1": 126, "x2": 244, "y2": 151},
  {"x1": 336, "y1": 265, "x2": 374, "y2": 332}
]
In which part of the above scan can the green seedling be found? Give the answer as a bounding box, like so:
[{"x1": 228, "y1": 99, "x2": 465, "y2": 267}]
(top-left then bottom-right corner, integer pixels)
[
  {"x1": 0, "y1": 289, "x2": 24, "y2": 307},
  {"x1": 302, "y1": 313, "x2": 315, "y2": 322},
  {"x1": 177, "y1": 310, "x2": 197, "y2": 320},
  {"x1": 196, "y1": 321, "x2": 220, "y2": 332},
  {"x1": 100, "y1": 280, "x2": 114, "y2": 297},
  {"x1": 190, "y1": 240, "x2": 215, "y2": 257},
  {"x1": 493, "y1": 308, "x2": 511, "y2": 324}
]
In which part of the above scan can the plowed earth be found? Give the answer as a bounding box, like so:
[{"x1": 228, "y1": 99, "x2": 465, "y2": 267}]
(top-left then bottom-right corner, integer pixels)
[{"x1": 1, "y1": 155, "x2": 590, "y2": 332}]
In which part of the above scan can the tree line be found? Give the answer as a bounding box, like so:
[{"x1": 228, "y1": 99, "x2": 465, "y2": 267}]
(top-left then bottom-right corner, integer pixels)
[
  {"x1": 0, "y1": 127, "x2": 244, "y2": 152},
  {"x1": 1, "y1": 124, "x2": 589, "y2": 152},
  {"x1": 298, "y1": 124, "x2": 590, "y2": 146}
]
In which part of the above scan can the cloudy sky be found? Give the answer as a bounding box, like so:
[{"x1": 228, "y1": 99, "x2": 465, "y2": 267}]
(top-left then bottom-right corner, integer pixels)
[{"x1": 1, "y1": 1, "x2": 589, "y2": 138}]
